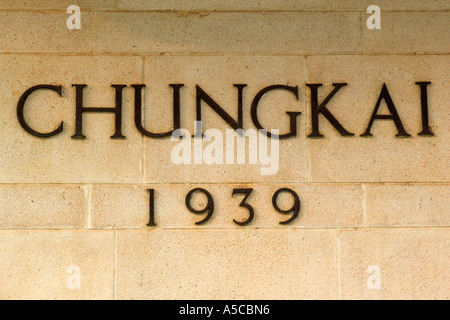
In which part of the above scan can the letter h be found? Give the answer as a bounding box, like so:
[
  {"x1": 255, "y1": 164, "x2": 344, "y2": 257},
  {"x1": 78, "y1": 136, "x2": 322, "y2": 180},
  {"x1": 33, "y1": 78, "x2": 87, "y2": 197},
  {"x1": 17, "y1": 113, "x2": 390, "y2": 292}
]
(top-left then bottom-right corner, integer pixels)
[{"x1": 72, "y1": 84, "x2": 126, "y2": 139}]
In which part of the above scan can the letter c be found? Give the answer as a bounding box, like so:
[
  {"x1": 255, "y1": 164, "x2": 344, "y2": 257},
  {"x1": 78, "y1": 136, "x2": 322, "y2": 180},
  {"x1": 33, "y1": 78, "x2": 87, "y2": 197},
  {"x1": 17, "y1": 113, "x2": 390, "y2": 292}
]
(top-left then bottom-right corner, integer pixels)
[{"x1": 17, "y1": 85, "x2": 63, "y2": 138}]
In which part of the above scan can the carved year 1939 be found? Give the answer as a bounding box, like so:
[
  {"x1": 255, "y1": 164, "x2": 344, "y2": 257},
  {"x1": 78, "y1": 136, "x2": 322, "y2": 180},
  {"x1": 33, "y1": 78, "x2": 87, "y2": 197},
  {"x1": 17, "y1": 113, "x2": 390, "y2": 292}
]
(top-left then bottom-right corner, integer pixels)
[{"x1": 147, "y1": 187, "x2": 301, "y2": 228}]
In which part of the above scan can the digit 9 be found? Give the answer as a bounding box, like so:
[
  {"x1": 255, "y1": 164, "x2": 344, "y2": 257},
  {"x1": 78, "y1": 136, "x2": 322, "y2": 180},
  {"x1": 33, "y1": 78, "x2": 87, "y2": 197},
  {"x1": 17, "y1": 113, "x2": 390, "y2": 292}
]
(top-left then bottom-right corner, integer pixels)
[
  {"x1": 185, "y1": 188, "x2": 215, "y2": 225},
  {"x1": 272, "y1": 188, "x2": 301, "y2": 225}
]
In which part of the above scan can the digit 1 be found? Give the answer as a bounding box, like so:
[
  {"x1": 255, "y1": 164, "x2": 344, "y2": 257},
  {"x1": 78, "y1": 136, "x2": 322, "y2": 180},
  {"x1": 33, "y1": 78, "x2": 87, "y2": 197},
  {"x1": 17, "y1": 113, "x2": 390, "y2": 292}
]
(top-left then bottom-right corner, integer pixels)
[{"x1": 147, "y1": 189, "x2": 157, "y2": 227}]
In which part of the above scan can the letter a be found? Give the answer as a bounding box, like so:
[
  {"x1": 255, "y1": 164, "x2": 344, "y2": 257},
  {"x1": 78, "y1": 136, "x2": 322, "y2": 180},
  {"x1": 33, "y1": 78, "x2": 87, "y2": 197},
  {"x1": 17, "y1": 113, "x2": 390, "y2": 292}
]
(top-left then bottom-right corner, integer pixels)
[
  {"x1": 361, "y1": 84, "x2": 410, "y2": 137},
  {"x1": 366, "y1": 265, "x2": 381, "y2": 290},
  {"x1": 66, "y1": 265, "x2": 81, "y2": 290},
  {"x1": 367, "y1": 5, "x2": 381, "y2": 30},
  {"x1": 67, "y1": 5, "x2": 81, "y2": 30}
]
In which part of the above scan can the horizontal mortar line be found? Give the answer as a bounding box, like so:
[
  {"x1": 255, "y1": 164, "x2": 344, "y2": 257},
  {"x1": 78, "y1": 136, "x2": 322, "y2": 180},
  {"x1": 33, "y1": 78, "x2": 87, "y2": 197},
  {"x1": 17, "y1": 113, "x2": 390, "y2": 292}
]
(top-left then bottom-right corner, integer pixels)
[
  {"x1": 0, "y1": 227, "x2": 449, "y2": 232},
  {"x1": 0, "y1": 9, "x2": 101, "y2": 12},
  {"x1": 85, "y1": 51, "x2": 450, "y2": 56},
  {"x1": 103, "y1": 182, "x2": 449, "y2": 186},
  {"x1": 0, "y1": 182, "x2": 448, "y2": 187},
  {"x1": 88, "y1": 226, "x2": 450, "y2": 231},
  {"x1": 0, "y1": 229, "x2": 116, "y2": 232},
  {"x1": 0, "y1": 9, "x2": 448, "y2": 13},
  {"x1": 0, "y1": 52, "x2": 144, "y2": 57},
  {"x1": 360, "y1": 225, "x2": 450, "y2": 229},
  {"x1": 0, "y1": 52, "x2": 448, "y2": 57},
  {"x1": 96, "y1": 228, "x2": 365, "y2": 231},
  {"x1": 143, "y1": 52, "x2": 450, "y2": 57},
  {"x1": 0, "y1": 228, "x2": 85, "y2": 231},
  {"x1": 102, "y1": 9, "x2": 450, "y2": 13}
]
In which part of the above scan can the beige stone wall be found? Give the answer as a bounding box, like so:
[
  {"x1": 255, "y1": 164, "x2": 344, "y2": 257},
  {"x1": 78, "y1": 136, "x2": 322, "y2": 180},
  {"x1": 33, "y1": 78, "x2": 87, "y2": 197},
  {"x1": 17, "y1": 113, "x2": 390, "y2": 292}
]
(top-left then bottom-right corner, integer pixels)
[{"x1": 0, "y1": 0, "x2": 448, "y2": 300}]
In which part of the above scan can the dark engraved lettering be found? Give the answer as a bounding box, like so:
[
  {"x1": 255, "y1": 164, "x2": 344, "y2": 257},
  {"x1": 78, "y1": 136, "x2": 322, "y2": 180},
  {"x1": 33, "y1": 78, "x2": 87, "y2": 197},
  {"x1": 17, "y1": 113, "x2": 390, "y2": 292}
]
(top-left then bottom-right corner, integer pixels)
[
  {"x1": 306, "y1": 83, "x2": 354, "y2": 138},
  {"x1": 72, "y1": 84, "x2": 126, "y2": 140},
  {"x1": 232, "y1": 188, "x2": 255, "y2": 226},
  {"x1": 147, "y1": 189, "x2": 157, "y2": 227},
  {"x1": 361, "y1": 83, "x2": 410, "y2": 137},
  {"x1": 251, "y1": 85, "x2": 301, "y2": 139},
  {"x1": 416, "y1": 81, "x2": 434, "y2": 136},
  {"x1": 272, "y1": 188, "x2": 301, "y2": 225},
  {"x1": 133, "y1": 84, "x2": 183, "y2": 138},
  {"x1": 15, "y1": 82, "x2": 435, "y2": 141},
  {"x1": 195, "y1": 84, "x2": 246, "y2": 137},
  {"x1": 185, "y1": 188, "x2": 215, "y2": 225},
  {"x1": 17, "y1": 85, "x2": 63, "y2": 138}
]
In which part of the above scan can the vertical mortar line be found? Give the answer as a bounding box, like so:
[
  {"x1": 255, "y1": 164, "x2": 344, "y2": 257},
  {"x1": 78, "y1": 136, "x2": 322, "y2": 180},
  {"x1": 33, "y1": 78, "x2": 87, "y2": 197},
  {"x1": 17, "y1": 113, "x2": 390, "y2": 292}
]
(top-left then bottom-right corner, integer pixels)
[
  {"x1": 92, "y1": 12, "x2": 96, "y2": 54},
  {"x1": 359, "y1": 12, "x2": 363, "y2": 54},
  {"x1": 141, "y1": 56, "x2": 146, "y2": 184},
  {"x1": 304, "y1": 55, "x2": 310, "y2": 183},
  {"x1": 336, "y1": 230, "x2": 342, "y2": 300},
  {"x1": 113, "y1": 230, "x2": 117, "y2": 300},
  {"x1": 87, "y1": 184, "x2": 92, "y2": 229},
  {"x1": 362, "y1": 184, "x2": 367, "y2": 227}
]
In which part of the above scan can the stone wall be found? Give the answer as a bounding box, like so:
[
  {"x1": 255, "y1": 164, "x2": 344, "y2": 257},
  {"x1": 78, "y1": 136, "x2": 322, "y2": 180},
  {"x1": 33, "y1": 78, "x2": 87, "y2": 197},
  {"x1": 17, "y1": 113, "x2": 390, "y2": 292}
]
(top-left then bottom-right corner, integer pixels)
[{"x1": 0, "y1": 0, "x2": 448, "y2": 300}]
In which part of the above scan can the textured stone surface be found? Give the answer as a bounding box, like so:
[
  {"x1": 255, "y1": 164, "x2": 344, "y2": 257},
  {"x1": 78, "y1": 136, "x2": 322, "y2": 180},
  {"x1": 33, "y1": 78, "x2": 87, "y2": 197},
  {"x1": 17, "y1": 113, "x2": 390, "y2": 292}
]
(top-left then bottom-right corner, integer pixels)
[
  {"x1": 90, "y1": 184, "x2": 363, "y2": 229},
  {"x1": 0, "y1": 0, "x2": 117, "y2": 9},
  {"x1": 4, "y1": 0, "x2": 446, "y2": 11},
  {"x1": 118, "y1": 0, "x2": 333, "y2": 11},
  {"x1": 0, "y1": 186, "x2": 86, "y2": 228},
  {"x1": 94, "y1": 12, "x2": 360, "y2": 54},
  {"x1": 116, "y1": 230, "x2": 337, "y2": 299},
  {"x1": 0, "y1": 55, "x2": 143, "y2": 183},
  {"x1": 365, "y1": 184, "x2": 450, "y2": 227},
  {"x1": 0, "y1": 12, "x2": 92, "y2": 53},
  {"x1": 143, "y1": 55, "x2": 307, "y2": 183},
  {"x1": 333, "y1": 0, "x2": 450, "y2": 11},
  {"x1": 362, "y1": 12, "x2": 449, "y2": 54},
  {"x1": 0, "y1": 1, "x2": 447, "y2": 301},
  {"x1": 306, "y1": 55, "x2": 449, "y2": 183},
  {"x1": 340, "y1": 229, "x2": 450, "y2": 300},
  {"x1": 0, "y1": 231, "x2": 114, "y2": 300}
]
